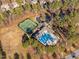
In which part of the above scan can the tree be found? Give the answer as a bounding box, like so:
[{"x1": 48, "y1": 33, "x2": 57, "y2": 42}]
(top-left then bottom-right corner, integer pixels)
[
  {"x1": 14, "y1": 53, "x2": 19, "y2": 59},
  {"x1": 27, "y1": 53, "x2": 31, "y2": 59},
  {"x1": 0, "y1": 41, "x2": 2, "y2": 59},
  {"x1": 22, "y1": 34, "x2": 29, "y2": 43},
  {"x1": 2, "y1": 51, "x2": 6, "y2": 59},
  {"x1": 0, "y1": 13, "x2": 5, "y2": 24}
]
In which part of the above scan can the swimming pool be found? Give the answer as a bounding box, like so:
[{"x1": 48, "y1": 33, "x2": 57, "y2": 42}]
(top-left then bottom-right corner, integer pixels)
[{"x1": 38, "y1": 31, "x2": 57, "y2": 45}]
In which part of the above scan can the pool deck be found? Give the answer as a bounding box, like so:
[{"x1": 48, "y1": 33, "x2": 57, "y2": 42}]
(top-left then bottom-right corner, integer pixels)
[{"x1": 36, "y1": 26, "x2": 58, "y2": 45}]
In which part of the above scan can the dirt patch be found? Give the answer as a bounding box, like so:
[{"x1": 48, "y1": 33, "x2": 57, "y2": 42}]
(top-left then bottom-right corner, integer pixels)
[
  {"x1": 0, "y1": 11, "x2": 38, "y2": 59},
  {"x1": 0, "y1": 25, "x2": 26, "y2": 59}
]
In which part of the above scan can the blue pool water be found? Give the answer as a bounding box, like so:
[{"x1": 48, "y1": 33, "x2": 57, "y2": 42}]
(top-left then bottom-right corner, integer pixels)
[{"x1": 38, "y1": 32, "x2": 56, "y2": 45}]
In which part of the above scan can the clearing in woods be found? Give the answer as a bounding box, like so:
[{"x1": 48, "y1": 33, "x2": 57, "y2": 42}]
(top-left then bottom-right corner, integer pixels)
[{"x1": 0, "y1": 11, "x2": 38, "y2": 59}]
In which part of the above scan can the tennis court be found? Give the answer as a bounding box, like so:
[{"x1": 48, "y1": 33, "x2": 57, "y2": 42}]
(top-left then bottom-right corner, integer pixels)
[{"x1": 18, "y1": 19, "x2": 38, "y2": 34}]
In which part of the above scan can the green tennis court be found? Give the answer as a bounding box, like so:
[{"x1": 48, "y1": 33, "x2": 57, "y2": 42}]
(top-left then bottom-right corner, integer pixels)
[{"x1": 18, "y1": 19, "x2": 38, "y2": 34}]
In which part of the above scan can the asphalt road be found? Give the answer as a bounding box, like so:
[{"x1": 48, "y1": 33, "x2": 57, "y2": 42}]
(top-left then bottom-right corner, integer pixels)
[{"x1": 65, "y1": 49, "x2": 79, "y2": 59}]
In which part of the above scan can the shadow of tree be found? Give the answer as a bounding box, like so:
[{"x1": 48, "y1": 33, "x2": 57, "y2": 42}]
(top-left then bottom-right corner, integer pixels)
[{"x1": 27, "y1": 53, "x2": 31, "y2": 59}]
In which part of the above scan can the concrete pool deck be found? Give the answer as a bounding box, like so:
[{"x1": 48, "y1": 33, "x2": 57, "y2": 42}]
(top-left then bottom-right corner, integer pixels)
[{"x1": 36, "y1": 27, "x2": 58, "y2": 46}]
